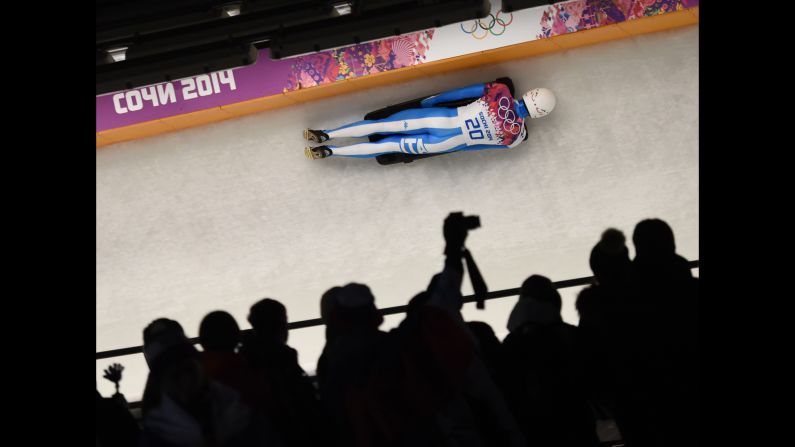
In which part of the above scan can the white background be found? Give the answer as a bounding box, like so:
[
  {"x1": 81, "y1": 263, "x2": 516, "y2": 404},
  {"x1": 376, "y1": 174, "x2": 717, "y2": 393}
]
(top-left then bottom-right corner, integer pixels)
[
  {"x1": 97, "y1": 25, "x2": 699, "y2": 402},
  {"x1": 424, "y1": 0, "x2": 549, "y2": 62}
]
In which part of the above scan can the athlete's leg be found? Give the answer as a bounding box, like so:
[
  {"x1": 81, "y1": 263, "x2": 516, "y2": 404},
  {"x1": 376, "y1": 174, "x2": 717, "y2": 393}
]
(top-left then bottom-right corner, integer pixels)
[
  {"x1": 324, "y1": 107, "x2": 460, "y2": 139},
  {"x1": 327, "y1": 132, "x2": 470, "y2": 158}
]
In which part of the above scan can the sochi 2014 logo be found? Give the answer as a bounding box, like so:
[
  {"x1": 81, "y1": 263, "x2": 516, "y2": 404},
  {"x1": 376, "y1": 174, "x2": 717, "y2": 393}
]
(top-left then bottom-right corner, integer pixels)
[{"x1": 460, "y1": 11, "x2": 513, "y2": 40}]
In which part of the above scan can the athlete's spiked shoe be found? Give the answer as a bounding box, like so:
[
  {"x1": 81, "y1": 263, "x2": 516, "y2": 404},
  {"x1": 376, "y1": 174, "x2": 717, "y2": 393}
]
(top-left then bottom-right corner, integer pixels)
[
  {"x1": 303, "y1": 129, "x2": 329, "y2": 143},
  {"x1": 305, "y1": 146, "x2": 332, "y2": 160}
]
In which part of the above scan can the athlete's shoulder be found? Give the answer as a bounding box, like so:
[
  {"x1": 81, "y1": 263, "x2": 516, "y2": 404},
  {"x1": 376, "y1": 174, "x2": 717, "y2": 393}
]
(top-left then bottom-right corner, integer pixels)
[{"x1": 484, "y1": 82, "x2": 514, "y2": 100}]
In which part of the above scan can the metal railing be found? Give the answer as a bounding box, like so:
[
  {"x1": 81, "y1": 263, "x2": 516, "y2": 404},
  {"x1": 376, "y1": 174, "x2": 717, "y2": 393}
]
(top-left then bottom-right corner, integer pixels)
[{"x1": 96, "y1": 259, "x2": 699, "y2": 361}]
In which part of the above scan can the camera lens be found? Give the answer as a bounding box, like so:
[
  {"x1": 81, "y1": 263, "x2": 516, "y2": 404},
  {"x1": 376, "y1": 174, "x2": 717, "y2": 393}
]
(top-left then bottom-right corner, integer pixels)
[{"x1": 465, "y1": 215, "x2": 481, "y2": 230}]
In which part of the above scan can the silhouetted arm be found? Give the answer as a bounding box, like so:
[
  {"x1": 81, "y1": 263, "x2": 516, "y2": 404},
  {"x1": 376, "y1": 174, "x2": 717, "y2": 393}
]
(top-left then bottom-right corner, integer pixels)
[
  {"x1": 427, "y1": 214, "x2": 468, "y2": 313},
  {"x1": 420, "y1": 83, "x2": 487, "y2": 107}
]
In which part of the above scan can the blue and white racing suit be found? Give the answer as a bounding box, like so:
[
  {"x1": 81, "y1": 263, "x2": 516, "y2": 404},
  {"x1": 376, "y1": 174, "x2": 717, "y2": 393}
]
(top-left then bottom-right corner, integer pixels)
[{"x1": 323, "y1": 82, "x2": 530, "y2": 158}]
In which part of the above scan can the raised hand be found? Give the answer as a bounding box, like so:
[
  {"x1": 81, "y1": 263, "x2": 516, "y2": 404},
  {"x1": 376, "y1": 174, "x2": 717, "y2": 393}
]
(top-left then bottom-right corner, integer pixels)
[{"x1": 103, "y1": 363, "x2": 124, "y2": 395}]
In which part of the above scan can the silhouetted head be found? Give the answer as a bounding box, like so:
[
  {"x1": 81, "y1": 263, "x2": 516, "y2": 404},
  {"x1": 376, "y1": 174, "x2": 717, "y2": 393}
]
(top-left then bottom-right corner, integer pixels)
[
  {"x1": 320, "y1": 286, "x2": 342, "y2": 323},
  {"x1": 199, "y1": 310, "x2": 241, "y2": 352},
  {"x1": 142, "y1": 318, "x2": 192, "y2": 369},
  {"x1": 141, "y1": 318, "x2": 202, "y2": 416},
  {"x1": 337, "y1": 283, "x2": 375, "y2": 308},
  {"x1": 633, "y1": 218, "x2": 676, "y2": 261},
  {"x1": 466, "y1": 321, "x2": 502, "y2": 370},
  {"x1": 590, "y1": 228, "x2": 631, "y2": 285},
  {"x1": 407, "y1": 291, "x2": 431, "y2": 316},
  {"x1": 248, "y1": 298, "x2": 288, "y2": 344},
  {"x1": 520, "y1": 275, "x2": 562, "y2": 310},
  {"x1": 507, "y1": 275, "x2": 563, "y2": 331},
  {"x1": 329, "y1": 283, "x2": 383, "y2": 333},
  {"x1": 143, "y1": 318, "x2": 184, "y2": 344},
  {"x1": 320, "y1": 286, "x2": 343, "y2": 342},
  {"x1": 467, "y1": 321, "x2": 499, "y2": 346}
]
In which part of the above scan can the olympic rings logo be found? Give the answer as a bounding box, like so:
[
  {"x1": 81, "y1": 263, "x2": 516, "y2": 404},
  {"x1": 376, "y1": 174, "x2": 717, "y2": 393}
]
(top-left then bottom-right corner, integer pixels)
[
  {"x1": 498, "y1": 96, "x2": 522, "y2": 135},
  {"x1": 460, "y1": 11, "x2": 513, "y2": 40}
]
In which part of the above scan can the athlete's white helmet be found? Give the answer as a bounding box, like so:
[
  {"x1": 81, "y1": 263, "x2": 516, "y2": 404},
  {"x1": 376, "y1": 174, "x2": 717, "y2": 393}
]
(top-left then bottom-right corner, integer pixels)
[{"x1": 522, "y1": 88, "x2": 556, "y2": 119}]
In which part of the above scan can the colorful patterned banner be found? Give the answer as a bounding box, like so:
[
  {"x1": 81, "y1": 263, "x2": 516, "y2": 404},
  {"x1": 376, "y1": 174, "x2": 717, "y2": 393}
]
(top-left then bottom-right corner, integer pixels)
[
  {"x1": 285, "y1": 30, "x2": 433, "y2": 90},
  {"x1": 538, "y1": 0, "x2": 699, "y2": 38}
]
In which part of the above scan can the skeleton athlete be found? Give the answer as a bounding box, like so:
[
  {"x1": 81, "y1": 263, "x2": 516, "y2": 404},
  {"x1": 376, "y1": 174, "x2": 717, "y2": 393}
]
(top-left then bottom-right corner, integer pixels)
[{"x1": 303, "y1": 82, "x2": 556, "y2": 160}]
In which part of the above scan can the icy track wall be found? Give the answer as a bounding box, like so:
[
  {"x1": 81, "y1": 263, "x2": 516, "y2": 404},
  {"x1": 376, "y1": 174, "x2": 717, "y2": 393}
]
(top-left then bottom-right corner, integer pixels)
[
  {"x1": 97, "y1": 22, "x2": 699, "y2": 401},
  {"x1": 96, "y1": 0, "x2": 699, "y2": 147}
]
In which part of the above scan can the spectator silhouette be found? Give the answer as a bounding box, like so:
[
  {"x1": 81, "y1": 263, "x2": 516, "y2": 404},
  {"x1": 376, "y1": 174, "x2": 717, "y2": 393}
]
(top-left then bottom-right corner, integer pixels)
[
  {"x1": 465, "y1": 321, "x2": 505, "y2": 387},
  {"x1": 615, "y1": 219, "x2": 698, "y2": 447},
  {"x1": 576, "y1": 228, "x2": 631, "y2": 325},
  {"x1": 98, "y1": 363, "x2": 139, "y2": 446},
  {"x1": 502, "y1": 275, "x2": 600, "y2": 447},
  {"x1": 140, "y1": 318, "x2": 191, "y2": 416},
  {"x1": 401, "y1": 217, "x2": 525, "y2": 447},
  {"x1": 320, "y1": 286, "x2": 343, "y2": 339},
  {"x1": 631, "y1": 219, "x2": 696, "y2": 301},
  {"x1": 97, "y1": 386, "x2": 140, "y2": 447},
  {"x1": 240, "y1": 299, "x2": 324, "y2": 447},
  {"x1": 103, "y1": 363, "x2": 126, "y2": 398},
  {"x1": 319, "y1": 283, "x2": 394, "y2": 446},
  {"x1": 457, "y1": 320, "x2": 524, "y2": 447},
  {"x1": 316, "y1": 286, "x2": 342, "y2": 385},
  {"x1": 576, "y1": 229, "x2": 631, "y2": 410},
  {"x1": 139, "y1": 318, "x2": 279, "y2": 447},
  {"x1": 199, "y1": 310, "x2": 264, "y2": 408}
]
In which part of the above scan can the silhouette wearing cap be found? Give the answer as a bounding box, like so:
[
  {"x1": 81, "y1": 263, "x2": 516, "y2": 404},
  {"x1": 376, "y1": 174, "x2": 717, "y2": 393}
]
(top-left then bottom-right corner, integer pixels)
[
  {"x1": 240, "y1": 299, "x2": 323, "y2": 447},
  {"x1": 502, "y1": 275, "x2": 599, "y2": 447}
]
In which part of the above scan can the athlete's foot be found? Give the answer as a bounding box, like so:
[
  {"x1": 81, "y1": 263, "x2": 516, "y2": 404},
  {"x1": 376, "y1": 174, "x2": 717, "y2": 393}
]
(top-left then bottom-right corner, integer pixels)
[
  {"x1": 304, "y1": 129, "x2": 329, "y2": 143},
  {"x1": 305, "y1": 146, "x2": 332, "y2": 160}
]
